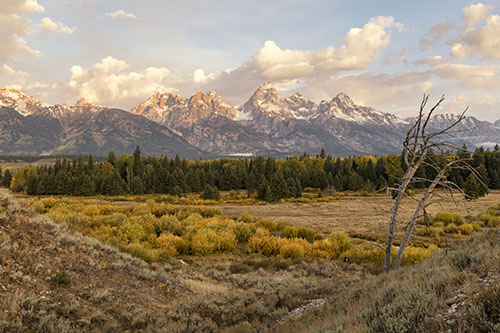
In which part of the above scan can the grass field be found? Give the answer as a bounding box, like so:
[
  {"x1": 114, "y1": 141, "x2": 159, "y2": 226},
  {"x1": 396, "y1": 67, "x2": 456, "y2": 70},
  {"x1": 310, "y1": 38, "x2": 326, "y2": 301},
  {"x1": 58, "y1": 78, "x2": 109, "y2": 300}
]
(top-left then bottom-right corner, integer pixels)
[
  {"x1": 1, "y1": 188, "x2": 499, "y2": 331},
  {"x1": 221, "y1": 190, "x2": 500, "y2": 244}
]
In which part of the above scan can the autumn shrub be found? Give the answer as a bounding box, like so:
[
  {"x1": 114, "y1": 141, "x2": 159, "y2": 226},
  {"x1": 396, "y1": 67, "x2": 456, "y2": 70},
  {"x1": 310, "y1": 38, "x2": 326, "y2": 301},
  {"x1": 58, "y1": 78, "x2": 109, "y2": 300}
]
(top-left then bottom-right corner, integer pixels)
[
  {"x1": 434, "y1": 211, "x2": 464, "y2": 225},
  {"x1": 328, "y1": 231, "x2": 352, "y2": 255},
  {"x1": 460, "y1": 223, "x2": 474, "y2": 235},
  {"x1": 283, "y1": 226, "x2": 318, "y2": 242},
  {"x1": 156, "y1": 233, "x2": 181, "y2": 256},
  {"x1": 218, "y1": 231, "x2": 237, "y2": 251},
  {"x1": 344, "y1": 246, "x2": 385, "y2": 266},
  {"x1": 247, "y1": 235, "x2": 283, "y2": 256},
  {"x1": 154, "y1": 215, "x2": 183, "y2": 236},
  {"x1": 416, "y1": 226, "x2": 443, "y2": 238},
  {"x1": 445, "y1": 223, "x2": 459, "y2": 234},
  {"x1": 400, "y1": 246, "x2": 437, "y2": 265},
  {"x1": 232, "y1": 223, "x2": 256, "y2": 242},
  {"x1": 280, "y1": 242, "x2": 305, "y2": 259},
  {"x1": 237, "y1": 211, "x2": 254, "y2": 223},
  {"x1": 255, "y1": 218, "x2": 286, "y2": 232},
  {"x1": 191, "y1": 229, "x2": 220, "y2": 255},
  {"x1": 477, "y1": 213, "x2": 500, "y2": 227}
]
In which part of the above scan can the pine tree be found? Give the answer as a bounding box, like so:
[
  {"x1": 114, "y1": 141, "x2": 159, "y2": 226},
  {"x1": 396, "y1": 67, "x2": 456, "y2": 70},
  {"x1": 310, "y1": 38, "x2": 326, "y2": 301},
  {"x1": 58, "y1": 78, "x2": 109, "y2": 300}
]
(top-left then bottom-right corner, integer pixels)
[
  {"x1": 257, "y1": 179, "x2": 272, "y2": 202},
  {"x1": 131, "y1": 176, "x2": 145, "y2": 194},
  {"x1": 133, "y1": 146, "x2": 144, "y2": 178},
  {"x1": 201, "y1": 185, "x2": 221, "y2": 200},
  {"x1": 464, "y1": 174, "x2": 481, "y2": 200},
  {"x1": 2, "y1": 169, "x2": 12, "y2": 188}
]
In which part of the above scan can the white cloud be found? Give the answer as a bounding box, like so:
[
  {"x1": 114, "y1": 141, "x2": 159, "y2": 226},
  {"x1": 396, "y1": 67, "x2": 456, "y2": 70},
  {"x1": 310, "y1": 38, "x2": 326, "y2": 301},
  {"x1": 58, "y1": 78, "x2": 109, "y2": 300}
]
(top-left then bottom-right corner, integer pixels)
[
  {"x1": 0, "y1": 0, "x2": 44, "y2": 62},
  {"x1": 452, "y1": 4, "x2": 500, "y2": 60},
  {"x1": 67, "y1": 56, "x2": 173, "y2": 105},
  {"x1": 106, "y1": 10, "x2": 138, "y2": 20},
  {"x1": 193, "y1": 69, "x2": 216, "y2": 83},
  {"x1": 250, "y1": 16, "x2": 399, "y2": 80},
  {"x1": 431, "y1": 63, "x2": 498, "y2": 79},
  {"x1": 40, "y1": 17, "x2": 75, "y2": 34},
  {"x1": 463, "y1": 3, "x2": 492, "y2": 29}
]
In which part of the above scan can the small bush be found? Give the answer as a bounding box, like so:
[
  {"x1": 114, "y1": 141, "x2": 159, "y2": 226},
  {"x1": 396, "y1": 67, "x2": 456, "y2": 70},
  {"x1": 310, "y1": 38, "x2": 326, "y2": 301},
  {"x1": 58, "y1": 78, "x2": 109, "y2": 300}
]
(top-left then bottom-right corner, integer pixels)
[
  {"x1": 191, "y1": 229, "x2": 220, "y2": 255},
  {"x1": 156, "y1": 233, "x2": 181, "y2": 256},
  {"x1": 449, "y1": 249, "x2": 477, "y2": 271},
  {"x1": 461, "y1": 284, "x2": 500, "y2": 332},
  {"x1": 280, "y1": 242, "x2": 305, "y2": 259},
  {"x1": 460, "y1": 223, "x2": 474, "y2": 235},
  {"x1": 52, "y1": 270, "x2": 71, "y2": 285},
  {"x1": 232, "y1": 223, "x2": 256, "y2": 243},
  {"x1": 445, "y1": 223, "x2": 459, "y2": 234},
  {"x1": 237, "y1": 211, "x2": 254, "y2": 223},
  {"x1": 435, "y1": 211, "x2": 464, "y2": 225}
]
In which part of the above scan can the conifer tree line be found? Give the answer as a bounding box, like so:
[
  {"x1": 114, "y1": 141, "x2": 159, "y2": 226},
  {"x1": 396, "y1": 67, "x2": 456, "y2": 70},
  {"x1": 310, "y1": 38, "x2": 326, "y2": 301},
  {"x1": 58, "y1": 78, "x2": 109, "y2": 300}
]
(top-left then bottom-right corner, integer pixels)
[{"x1": 1, "y1": 145, "x2": 498, "y2": 201}]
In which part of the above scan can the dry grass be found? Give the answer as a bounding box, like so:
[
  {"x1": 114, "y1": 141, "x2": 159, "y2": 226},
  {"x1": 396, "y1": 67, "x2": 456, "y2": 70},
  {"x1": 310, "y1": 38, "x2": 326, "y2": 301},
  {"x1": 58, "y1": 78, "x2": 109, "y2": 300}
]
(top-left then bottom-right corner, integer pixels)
[{"x1": 221, "y1": 190, "x2": 500, "y2": 244}]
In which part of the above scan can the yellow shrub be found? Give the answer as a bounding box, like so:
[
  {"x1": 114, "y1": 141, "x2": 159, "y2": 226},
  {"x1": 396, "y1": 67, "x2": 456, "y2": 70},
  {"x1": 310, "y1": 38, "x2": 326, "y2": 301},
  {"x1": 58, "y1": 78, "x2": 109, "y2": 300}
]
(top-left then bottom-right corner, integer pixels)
[
  {"x1": 460, "y1": 223, "x2": 474, "y2": 235},
  {"x1": 328, "y1": 232, "x2": 352, "y2": 255},
  {"x1": 247, "y1": 235, "x2": 283, "y2": 256},
  {"x1": 156, "y1": 233, "x2": 181, "y2": 256},
  {"x1": 400, "y1": 245, "x2": 437, "y2": 265},
  {"x1": 255, "y1": 219, "x2": 285, "y2": 232},
  {"x1": 237, "y1": 211, "x2": 255, "y2": 223},
  {"x1": 435, "y1": 211, "x2": 464, "y2": 225},
  {"x1": 155, "y1": 215, "x2": 183, "y2": 235},
  {"x1": 280, "y1": 242, "x2": 305, "y2": 259},
  {"x1": 445, "y1": 223, "x2": 459, "y2": 234},
  {"x1": 82, "y1": 205, "x2": 101, "y2": 216},
  {"x1": 218, "y1": 231, "x2": 237, "y2": 251},
  {"x1": 478, "y1": 213, "x2": 500, "y2": 227},
  {"x1": 471, "y1": 222, "x2": 482, "y2": 231},
  {"x1": 344, "y1": 246, "x2": 385, "y2": 265},
  {"x1": 191, "y1": 229, "x2": 220, "y2": 255},
  {"x1": 232, "y1": 223, "x2": 256, "y2": 242}
]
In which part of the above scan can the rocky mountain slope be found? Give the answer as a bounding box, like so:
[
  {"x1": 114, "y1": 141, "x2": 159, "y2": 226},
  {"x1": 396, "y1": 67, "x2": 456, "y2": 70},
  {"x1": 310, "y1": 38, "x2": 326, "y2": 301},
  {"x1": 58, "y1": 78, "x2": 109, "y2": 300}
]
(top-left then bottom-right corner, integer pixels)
[
  {"x1": 0, "y1": 88, "x2": 207, "y2": 158},
  {"x1": 132, "y1": 81, "x2": 500, "y2": 156},
  {"x1": 2, "y1": 83, "x2": 499, "y2": 157}
]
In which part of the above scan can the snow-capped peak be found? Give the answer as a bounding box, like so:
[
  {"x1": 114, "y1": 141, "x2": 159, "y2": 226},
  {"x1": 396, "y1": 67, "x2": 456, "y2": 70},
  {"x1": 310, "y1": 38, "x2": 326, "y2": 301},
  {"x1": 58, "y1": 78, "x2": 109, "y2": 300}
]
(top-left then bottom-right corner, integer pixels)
[
  {"x1": 0, "y1": 85, "x2": 49, "y2": 116},
  {"x1": 333, "y1": 92, "x2": 355, "y2": 107}
]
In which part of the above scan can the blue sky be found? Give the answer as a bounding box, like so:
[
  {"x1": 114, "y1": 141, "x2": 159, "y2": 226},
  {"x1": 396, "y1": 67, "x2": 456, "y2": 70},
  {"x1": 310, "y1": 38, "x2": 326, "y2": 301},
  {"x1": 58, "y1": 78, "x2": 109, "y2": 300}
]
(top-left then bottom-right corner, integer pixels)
[{"x1": 1, "y1": 0, "x2": 499, "y2": 121}]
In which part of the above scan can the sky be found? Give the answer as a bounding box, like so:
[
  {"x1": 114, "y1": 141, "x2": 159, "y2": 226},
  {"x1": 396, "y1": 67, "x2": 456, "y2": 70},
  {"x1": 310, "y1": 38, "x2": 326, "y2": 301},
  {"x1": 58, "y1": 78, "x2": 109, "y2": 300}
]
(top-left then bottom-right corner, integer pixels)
[{"x1": 1, "y1": 0, "x2": 500, "y2": 121}]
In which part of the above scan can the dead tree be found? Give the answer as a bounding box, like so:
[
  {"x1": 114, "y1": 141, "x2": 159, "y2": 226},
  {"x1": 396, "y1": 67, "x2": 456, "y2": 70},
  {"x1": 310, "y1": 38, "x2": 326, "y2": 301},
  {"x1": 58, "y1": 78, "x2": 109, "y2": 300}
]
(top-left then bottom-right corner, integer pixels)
[{"x1": 383, "y1": 94, "x2": 482, "y2": 273}]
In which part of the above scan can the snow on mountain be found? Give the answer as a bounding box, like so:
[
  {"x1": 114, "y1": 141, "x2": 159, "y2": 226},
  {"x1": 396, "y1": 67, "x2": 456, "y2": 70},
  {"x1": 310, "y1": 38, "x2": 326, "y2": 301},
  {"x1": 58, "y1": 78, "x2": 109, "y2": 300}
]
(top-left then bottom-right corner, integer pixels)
[
  {"x1": 238, "y1": 81, "x2": 295, "y2": 122},
  {"x1": 0, "y1": 86, "x2": 49, "y2": 116},
  {"x1": 284, "y1": 92, "x2": 318, "y2": 120},
  {"x1": 313, "y1": 92, "x2": 408, "y2": 126}
]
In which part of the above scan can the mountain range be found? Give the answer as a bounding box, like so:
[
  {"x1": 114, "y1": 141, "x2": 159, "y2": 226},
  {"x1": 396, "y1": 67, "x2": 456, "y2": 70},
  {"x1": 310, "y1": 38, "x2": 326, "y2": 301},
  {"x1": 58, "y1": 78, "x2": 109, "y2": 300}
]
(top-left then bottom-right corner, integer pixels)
[{"x1": 1, "y1": 83, "x2": 499, "y2": 158}]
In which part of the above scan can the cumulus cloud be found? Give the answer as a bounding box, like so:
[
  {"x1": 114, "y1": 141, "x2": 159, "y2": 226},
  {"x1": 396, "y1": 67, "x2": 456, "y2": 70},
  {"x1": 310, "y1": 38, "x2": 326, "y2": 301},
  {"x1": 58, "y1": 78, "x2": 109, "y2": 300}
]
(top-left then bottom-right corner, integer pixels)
[
  {"x1": 445, "y1": 94, "x2": 499, "y2": 120},
  {"x1": 463, "y1": 3, "x2": 492, "y2": 29},
  {"x1": 106, "y1": 10, "x2": 138, "y2": 20},
  {"x1": 0, "y1": 0, "x2": 44, "y2": 63},
  {"x1": 452, "y1": 4, "x2": 500, "y2": 60},
  {"x1": 193, "y1": 69, "x2": 216, "y2": 83},
  {"x1": 40, "y1": 17, "x2": 75, "y2": 34},
  {"x1": 67, "y1": 56, "x2": 174, "y2": 106},
  {"x1": 251, "y1": 16, "x2": 399, "y2": 80}
]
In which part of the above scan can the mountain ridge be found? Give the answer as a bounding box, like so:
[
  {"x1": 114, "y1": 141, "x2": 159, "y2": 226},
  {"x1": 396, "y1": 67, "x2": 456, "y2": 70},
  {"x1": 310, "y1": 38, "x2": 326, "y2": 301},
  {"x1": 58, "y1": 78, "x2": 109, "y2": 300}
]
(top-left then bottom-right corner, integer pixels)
[{"x1": 2, "y1": 83, "x2": 500, "y2": 156}]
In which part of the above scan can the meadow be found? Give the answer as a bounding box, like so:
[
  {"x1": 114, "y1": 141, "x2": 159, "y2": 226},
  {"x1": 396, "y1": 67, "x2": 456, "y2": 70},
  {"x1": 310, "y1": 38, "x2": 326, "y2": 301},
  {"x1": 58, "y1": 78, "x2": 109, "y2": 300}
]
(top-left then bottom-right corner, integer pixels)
[
  {"x1": 1, "y1": 188, "x2": 499, "y2": 331},
  {"x1": 26, "y1": 190, "x2": 500, "y2": 270}
]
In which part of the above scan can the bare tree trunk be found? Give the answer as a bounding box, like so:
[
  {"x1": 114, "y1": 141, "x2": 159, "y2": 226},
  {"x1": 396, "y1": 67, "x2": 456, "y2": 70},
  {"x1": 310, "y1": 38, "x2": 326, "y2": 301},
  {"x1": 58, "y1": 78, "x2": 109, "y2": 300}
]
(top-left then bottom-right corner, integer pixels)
[{"x1": 383, "y1": 165, "x2": 419, "y2": 273}]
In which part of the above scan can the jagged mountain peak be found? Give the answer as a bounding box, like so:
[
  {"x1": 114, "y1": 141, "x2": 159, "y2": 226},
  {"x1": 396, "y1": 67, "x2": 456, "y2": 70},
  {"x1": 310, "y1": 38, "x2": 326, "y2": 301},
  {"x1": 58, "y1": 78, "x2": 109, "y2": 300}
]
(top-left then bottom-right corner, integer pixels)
[
  {"x1": 495, "y1": 119, "x2": 500, "y2": 127},
  {"x1": 0, "y1": 85, "x2": 49, "y2": 116},
  {"x1": 74, "y1": 98, "x2": 93, "y2": 107},
  {"x1": 332, "y1": 92, "x2": 355, "y2": 107}
]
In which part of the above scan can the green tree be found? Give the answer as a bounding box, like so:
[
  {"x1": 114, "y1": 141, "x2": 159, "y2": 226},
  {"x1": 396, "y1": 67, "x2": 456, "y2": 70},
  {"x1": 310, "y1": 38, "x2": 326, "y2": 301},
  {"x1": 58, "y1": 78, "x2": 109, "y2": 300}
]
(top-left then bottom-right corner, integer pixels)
[{"x1": 201, "y1": 185, "x2": 221, "y2": 200}]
